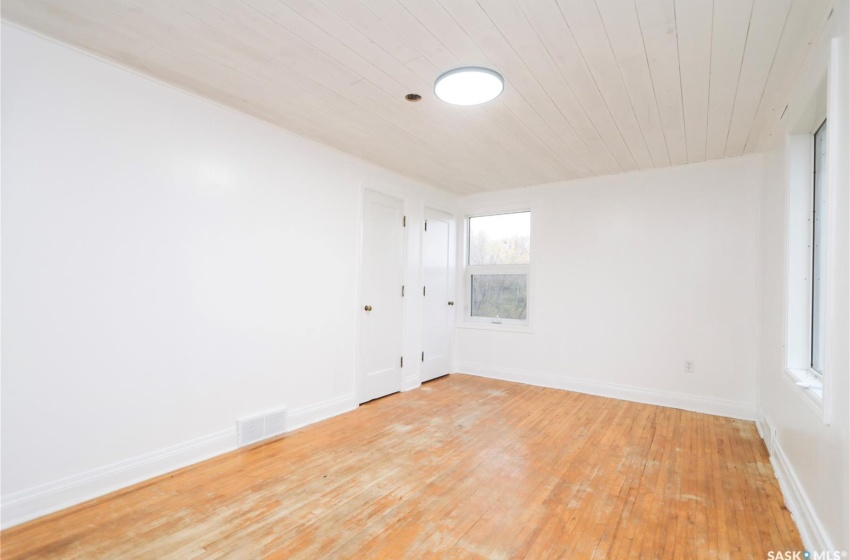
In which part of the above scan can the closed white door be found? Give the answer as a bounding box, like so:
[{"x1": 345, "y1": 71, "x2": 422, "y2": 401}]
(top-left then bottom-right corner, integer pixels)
[
  {"x1": 421, "y1": 208, "x2": 454, "y2": 382},
  {"x1": 359, "y1": 190, "x2": 405, "y2": 403}
]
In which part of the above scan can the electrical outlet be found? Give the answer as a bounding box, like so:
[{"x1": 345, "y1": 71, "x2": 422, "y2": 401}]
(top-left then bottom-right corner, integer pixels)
[{"x1": 684, "y1": 360, "x2": 695, "y2": 373}]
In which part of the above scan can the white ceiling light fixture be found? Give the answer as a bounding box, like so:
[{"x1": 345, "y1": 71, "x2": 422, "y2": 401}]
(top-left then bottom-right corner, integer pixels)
[{"x1": 434, "y1": 67, "x2": 504, "y2": 106}]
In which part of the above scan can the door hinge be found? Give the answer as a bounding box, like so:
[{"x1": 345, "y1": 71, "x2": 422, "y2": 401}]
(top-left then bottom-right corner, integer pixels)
[
  {"x1": 403, "y1": 215, "x2": 407, "y2": 227},
  {"x1": 421, "y1": 351, "x2": 425, "y2": 362},
  {"x1": 423, "y1": 286, "x2": 426, "y2": 296},
  {"x1": 401, "y1": 356, "x2": 404, "y2": 368},
  {"x1": 401, "y1": 285, "x2": 405, "y2": 297},
  {"x1": 424, "y1": 220, "x2": 428, "y2": 231}
]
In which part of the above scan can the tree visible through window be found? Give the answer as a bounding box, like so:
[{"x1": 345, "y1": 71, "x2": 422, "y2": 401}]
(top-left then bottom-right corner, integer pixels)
[{"x1": 466, "y1": 211, "x2": 530, "y2": 324}]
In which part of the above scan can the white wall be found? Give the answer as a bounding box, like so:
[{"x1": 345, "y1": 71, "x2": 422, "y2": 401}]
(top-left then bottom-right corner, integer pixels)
[
  {"x1": 757, "y1": 0, "x2": 849, "y2": 550},
  {"x1": 0, "y1": 23, "x2": 455, "y2": 527},
  {"x1": 456, "y1": 155, "x2": 763, "y2": 420}
]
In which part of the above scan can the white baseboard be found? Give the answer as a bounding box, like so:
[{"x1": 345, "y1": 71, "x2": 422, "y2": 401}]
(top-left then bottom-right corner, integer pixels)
[
  {"x1": 755, "y1": 411, "x2": 834, "y2": 552},
  {"x1": 458, "y1": 363, "x2": 758, "y2": 421},
  {"x1": 401, "y1": 375, "x2": 421, "y2": 392},
  {"x1": 287, "y1": 394, "x2": 358, "y2": 432},
  {"x1": 1, "y1": 393, "x2": 357, "y2": 530},
  {"x1": 755, "y1": 413, "x2": 767, "y2": 441},
  {"x1": 0, "y1": 428, "x2": 237, "y2": 530}
]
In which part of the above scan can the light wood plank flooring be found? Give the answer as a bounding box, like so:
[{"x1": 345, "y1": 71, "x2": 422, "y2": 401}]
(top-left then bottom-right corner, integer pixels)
[{"x1": 1, "y1": 374, "x2": 800, "y2": 559}]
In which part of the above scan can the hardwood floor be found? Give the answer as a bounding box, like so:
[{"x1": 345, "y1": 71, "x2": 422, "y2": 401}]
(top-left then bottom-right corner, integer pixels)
[{"x1": 1, "y1": 374, "x2": 800, "y2": 559}]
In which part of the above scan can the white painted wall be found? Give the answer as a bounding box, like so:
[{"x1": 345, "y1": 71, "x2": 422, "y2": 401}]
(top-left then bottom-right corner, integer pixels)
[
  {"x1": 757, "y1": 0, "x2": 850, "y2": 550},
  {"x1": 0, "y1": 23, "x2": 455, "y2": 527},
  {"x1": 456, "y1": 155, "x2": 763, "y2": 420}
]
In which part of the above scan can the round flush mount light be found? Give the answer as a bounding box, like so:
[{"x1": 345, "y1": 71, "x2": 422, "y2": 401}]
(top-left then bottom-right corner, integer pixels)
[{"x1": 434, "y1": 67, "x2": 504, "y2": 106}]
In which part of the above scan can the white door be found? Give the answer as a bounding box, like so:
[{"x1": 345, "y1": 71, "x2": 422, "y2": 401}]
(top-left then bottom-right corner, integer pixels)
[
  {"x1": 359, "y1": 190, "x2": 405, "y2": 403},
  {"x1": 421, "y1": 208, "x2": 454, "y2": 382}
]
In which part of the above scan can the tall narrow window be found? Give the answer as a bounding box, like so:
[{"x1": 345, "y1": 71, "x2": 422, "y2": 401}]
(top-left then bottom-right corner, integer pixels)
[
  {"x1": 466, "y1": 211, "x2": 530, "y2": 325},
  {"x1": 811, "y1": 120, "x2": 827, "y2": 374}
]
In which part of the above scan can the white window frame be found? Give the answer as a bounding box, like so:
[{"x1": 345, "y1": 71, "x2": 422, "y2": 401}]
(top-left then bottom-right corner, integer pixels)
[
  {"x1": 784, "y1": 126, "x2": 827, "y2": 415},
  {"x1": 810, "y1": 119, "x2": 827, "y2": 376},
  {"x1": 782, "y1": 62, "x2": 835, "y2": 424},
  {"x1": 460, "y1": 207, "x2": 532, "y2": 332}
]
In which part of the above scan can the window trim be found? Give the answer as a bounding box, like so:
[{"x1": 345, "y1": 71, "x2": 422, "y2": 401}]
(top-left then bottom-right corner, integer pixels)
[
  {"x1": 459, "y1": 206, "x2": 533, "y2": 331},
  {"x1": 784, "y1": 368, "x2": 824, "y2": 418}
]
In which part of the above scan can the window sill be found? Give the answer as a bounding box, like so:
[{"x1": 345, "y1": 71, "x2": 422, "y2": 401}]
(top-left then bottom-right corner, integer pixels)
[
  {"x1": 457, "y1": 322, "x2": 534, "y2": 334},
  {"x1": 784, "y1": 368, "x2": 825, "y2": 420}
]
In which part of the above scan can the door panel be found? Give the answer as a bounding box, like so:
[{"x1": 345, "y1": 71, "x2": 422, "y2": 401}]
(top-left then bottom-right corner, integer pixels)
[
  {"x1": 359, "y1": 190, "x2": 405, "y2": 403},
  {"x1": 421, "y1": 208, "x2": 454, "y2": 382}
]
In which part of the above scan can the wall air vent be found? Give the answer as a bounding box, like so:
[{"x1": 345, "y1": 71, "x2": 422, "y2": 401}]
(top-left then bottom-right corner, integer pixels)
[{"x1": 237, "y1": 408, "x2": 288, "y2": 447}]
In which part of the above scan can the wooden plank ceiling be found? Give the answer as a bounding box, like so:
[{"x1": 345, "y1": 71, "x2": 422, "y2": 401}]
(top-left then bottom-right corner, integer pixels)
[{"x1": 2, "y1": 0, "x2": 833, "y2": 194}]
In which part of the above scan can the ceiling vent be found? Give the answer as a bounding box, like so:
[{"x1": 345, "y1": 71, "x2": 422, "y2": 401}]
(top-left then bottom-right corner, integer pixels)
[{"x1": 237, "y1": 408, "x2": 287, "y2": 447}]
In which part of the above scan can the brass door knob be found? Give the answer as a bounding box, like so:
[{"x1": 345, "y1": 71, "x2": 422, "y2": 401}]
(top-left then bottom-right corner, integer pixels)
[
  {"x1": 364, "y1": 305, "x2": 373, "y2": 311},
  {"x1": 448, "y1": 301, "x2": 455, "y2": 306}
]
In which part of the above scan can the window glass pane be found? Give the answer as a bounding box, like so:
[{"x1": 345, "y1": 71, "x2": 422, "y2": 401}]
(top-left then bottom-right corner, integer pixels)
[
  {"x1": 812, "y1": 120, "x2": 827, "y2": 373},
  {"x1": 471, "y1": 274, "x2": 527, "y2": 320},
  {"x1": 469, "y1": 211, "x2": 530, "y2": 265}
]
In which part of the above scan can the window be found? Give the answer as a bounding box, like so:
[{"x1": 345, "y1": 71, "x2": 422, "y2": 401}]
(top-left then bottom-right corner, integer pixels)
[
  {"x1": 784, "y1": 111, "x2": 827, "y2": 412},
  {"x1": 782, "y1": 73, "x2": 831, "y2": 420},
  {"x1": 811, "y1": 120, "x2": 827, "y2": 375},
  {"x1": 465, "y1": 211, "x2": 530, "y2": 325}
]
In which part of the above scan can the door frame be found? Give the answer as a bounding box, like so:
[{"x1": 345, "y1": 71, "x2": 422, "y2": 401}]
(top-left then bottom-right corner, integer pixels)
[{"x1": 354, "y1": 187, "x2": 408, "y2": 404}]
